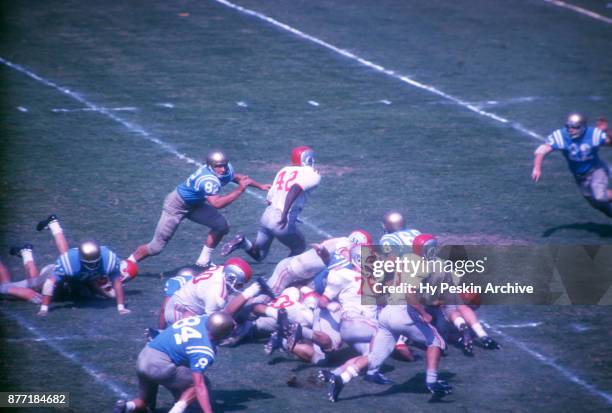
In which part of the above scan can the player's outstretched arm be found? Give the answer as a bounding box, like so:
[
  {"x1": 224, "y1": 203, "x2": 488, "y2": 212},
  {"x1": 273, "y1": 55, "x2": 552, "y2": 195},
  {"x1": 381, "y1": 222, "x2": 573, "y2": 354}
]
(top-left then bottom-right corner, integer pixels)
[
  {"x1": 532, "y1": 144, "x2": 553, "y2": 182},
  {"x1": 113, "y1": 278, "x2": 130, "y2": 315},
  {"x1": 207, "y1": 177, "x2": 251, "y2": 209},
  {"x1": 192, "y1": 373, "x2": 214, "y2": 413},
  {"x1": 233, "y1": 173, "x2": 271, "y2": 191}
]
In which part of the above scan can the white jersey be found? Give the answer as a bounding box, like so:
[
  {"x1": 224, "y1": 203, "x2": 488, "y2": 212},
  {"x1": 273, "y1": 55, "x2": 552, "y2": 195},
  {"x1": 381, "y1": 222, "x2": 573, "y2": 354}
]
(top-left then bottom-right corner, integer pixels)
[
  {"x1": 323, "y1": 267, "x2": 377, "y2": 319},
  {"x1": 269, "y1": 286, "x2": 315, "y2": 326},
  {"x1": 267, "y1": 165, "x2": 320, "y2": 215},
  {"x1": 174, "y1": 265, "x2": 228, "y2": 315},
  {"x1": 287, "y1": 236, "x2": 352, "y2": 281}
]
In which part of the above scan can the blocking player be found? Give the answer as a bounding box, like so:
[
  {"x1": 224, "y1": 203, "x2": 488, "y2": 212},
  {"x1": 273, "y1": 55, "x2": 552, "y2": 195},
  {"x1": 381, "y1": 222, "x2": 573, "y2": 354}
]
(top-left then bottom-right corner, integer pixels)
[
  {"x1": 114, "y1": 312, "x2": 235, "y2": 413},
  {"x1": 221, "y1": 146, "x2": 320, "y2": 261},
  {"x1": 34, "y1": 214, "x2": 137, "y2": 316},
  {"x1": 128, "y1": 150, "x2": 270, "y2": 268},
  {"x1": 158, "y1": 267, "x2": 196, "y2": 329},
  {"x1": 532, "y1": 113, "x2": 612, "y2": 217}
]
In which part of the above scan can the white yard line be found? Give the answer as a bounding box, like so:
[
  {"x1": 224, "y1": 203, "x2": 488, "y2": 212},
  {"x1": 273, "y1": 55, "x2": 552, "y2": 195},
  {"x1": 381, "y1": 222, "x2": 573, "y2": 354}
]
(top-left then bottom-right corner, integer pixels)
[{"x1": 542, "y1": 0, "x2": 612, "y2": 25}]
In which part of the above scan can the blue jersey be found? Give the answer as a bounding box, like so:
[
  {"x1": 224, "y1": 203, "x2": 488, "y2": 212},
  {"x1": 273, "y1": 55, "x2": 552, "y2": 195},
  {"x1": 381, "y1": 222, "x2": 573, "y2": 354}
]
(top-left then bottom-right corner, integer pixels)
[
  {"x1": 148, "y1": 315, "x2": 215, "y2": 373},
  {"x1": 176, "y1": 164, "x2": 235, "y2": 205},
  {"x1": 546, "y1": 127, "x2": 608, "y2": 175},
  {"x1": 380, "y1": 229, "x2": 422, "y2": 253},
  {"x1": 164, "y1": 274, "x2": 194, "y2": 297},
  {"x1": 53, "y1": 246, "x2": 120, "y2": 282}
]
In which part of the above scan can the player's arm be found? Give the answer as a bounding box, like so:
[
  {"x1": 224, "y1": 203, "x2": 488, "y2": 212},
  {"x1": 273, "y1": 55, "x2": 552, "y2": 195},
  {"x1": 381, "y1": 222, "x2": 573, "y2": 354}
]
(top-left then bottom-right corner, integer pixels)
[
  {"x1": 532, "y1": 144, "x2": 553, "y2": 182},
  {"x1": 38, "y1": 276, "x2": 58, "y2": 316},
  {"x1": 192, "y1": 373, "x2": 213, "y2": 413},
  {"x1": 278, "y1": 184, "x2": 303, "y2": 229},
  {"x1": 206, "y1": 177, "x2": 251, "y2": 209},
  {"x1": 113, "y1": 277, "x2": 130, "y2": 315},
  {"x1": 233, "y1": 173, "x2": 271, "y2": 191}
]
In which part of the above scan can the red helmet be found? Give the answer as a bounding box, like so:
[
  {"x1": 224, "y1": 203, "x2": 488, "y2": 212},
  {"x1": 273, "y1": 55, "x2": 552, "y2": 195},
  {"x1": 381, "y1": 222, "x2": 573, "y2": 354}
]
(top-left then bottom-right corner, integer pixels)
[
  {"x1": 119, "y1": 260, "x2": 138, "y2": 283},
  {"x1": 223, "y1": 257, "x2": 252, "y2": 291},
  {"x1": 348, "y1": 229, "x2": 373, "y2": 246},
  {"x1": 412, "y1": 234, "x2": 438, "y2": 259},
  {"x1": 291, "y1": 146, "x2": 315, "y2": 167}
]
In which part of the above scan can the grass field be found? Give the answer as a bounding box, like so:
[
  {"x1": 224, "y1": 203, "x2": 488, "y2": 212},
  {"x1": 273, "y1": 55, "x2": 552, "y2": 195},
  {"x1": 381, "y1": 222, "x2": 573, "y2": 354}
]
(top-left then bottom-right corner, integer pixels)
[{"x1": 1, "y1": 0, "x2": 612, "y2": 412}]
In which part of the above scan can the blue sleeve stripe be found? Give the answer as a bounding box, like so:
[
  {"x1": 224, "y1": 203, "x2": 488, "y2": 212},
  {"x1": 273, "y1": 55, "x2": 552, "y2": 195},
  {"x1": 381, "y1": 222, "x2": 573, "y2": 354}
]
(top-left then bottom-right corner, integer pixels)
[
  {"x1": 60, "y1": 253, "x2": 72, "y2": 275},
  {"x1": 186, "y1": 348, "x2": 215, "y2": 358},
  {"x1": 106, "y1": 251, "x2": 116, "y2": 274},
  {"x1": 554, "y1": 130, "x2": 564, "y2": 148}
]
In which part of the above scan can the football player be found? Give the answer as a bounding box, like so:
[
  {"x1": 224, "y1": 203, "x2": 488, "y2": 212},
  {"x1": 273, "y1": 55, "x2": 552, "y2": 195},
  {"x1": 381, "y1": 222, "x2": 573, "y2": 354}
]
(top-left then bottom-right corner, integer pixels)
[
  {"x1": 158, "y1": 267, "x2": 196, "y2": 329},
  {"x1": 128, "y1": 150, "x2": 270, "y2": 268},
  {"x1": 532, "y1": 113, "x2": 612, "y2": 217},
  {"x1": 34, "y1": 214, "x2": 137, "y2": 316},
  {"x1": 114, "y1": 312, "x2": 234, "y2": 413},
  {"x1": 221, "y1": 146, "x2": 320, "y2": 260},
  {"x1": 163, "y1": 258, "x2": 252, "y2": 325},
  {"x1": 0, "y1": 255, "x2": 44, "y2": 303}
]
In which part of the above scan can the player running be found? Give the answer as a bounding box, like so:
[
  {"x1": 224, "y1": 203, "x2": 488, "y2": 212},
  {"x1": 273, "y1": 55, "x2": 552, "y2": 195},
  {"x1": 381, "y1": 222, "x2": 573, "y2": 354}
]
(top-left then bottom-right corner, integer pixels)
[
  {"x1": 532, "y1": 113, "x2": 612, "y2": 217},
  {"x1": 128, "y1": 150, "x2": 270, "y2": 268},
  {"x1": 221, "y1": 146, "x2": 320, "y2": 260}
]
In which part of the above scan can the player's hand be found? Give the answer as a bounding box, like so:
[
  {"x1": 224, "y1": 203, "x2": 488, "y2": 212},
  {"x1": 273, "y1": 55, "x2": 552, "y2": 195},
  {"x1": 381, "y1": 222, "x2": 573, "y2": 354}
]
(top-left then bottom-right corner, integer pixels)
[
  {"x1": 260, "y1": 183, "x2": 272, "y2": 191},
  {"x1": 310, "y1": 243, "x2": 331, "y2": 264},
  {"x1": 278, "y1": 214, "x2": 288, "y2": 229},
  {"x1": 37, "y1": 308, "x2": 48, "y2": 317},
  {"x1": 531, "y1": 167, "x2": 542, "y2": 182},
  {"x1": 238, "y1": 176, "x2": 253, "y2": 189}
]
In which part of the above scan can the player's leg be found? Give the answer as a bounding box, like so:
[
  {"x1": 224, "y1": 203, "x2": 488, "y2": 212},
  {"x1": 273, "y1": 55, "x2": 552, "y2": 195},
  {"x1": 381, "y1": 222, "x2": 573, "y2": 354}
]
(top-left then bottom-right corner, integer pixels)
[
  {"x1": 0, "y1": 259, "x2": 11, "y2": 283},
  {"x1": 456, "y1": 304, "x2": 500, "y2": 349},
  {"x1": 188, "y1": 203, "x2": 229, "y2": 267},
  {"x1": 9, "y1": 243, "x2": 38, "y2": 278},
  {"x1": 588, "y1": 166, "x2": 612, "y2": 217},
  {"x1": 37, "y1": 215, "x2": 69, "y2": 254},
  {"x1": 130, "y1": 191, "x2": 187, "y2": 262},
  {"x1": 276, "y1": 224, "x2": 307, "y2": 257}
]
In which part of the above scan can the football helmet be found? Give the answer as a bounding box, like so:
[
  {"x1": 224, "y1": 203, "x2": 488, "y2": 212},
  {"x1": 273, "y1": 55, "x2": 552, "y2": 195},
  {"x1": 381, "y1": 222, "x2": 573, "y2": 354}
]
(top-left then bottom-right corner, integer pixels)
[
  {"x1": 206, "y1": 312, "x2": 235, "y2": 341},
  {"x1": 382, "y1": 211, "x2": 405, "y2": 233},
  {"x1": 206, "y1": 150, "x2": 229, "y2": 177},
  {"x1": 565, "y1": 112, "x2": 587, "y2": 139},
  {"x1": 223, "y1": 257, "x2": 252, "y2": 292},
  {"x1": 79, "y1": 240, "x2": 101, "y2": 270},
  {"x1": 176, "y1": 267, "x2": 196, "y2": 278},
  {"x1": 348, "y1": 229, "x2": 372, "y2": 246},
  {"x1": 291, "y1": 146, "x2": 315, "y2": 167},
  {"x1": 412, "y1": 234, "x2": 438, "y2": 259},
  {"x1": 119, "y1": 260, "x2": 138, "y2": 283}
]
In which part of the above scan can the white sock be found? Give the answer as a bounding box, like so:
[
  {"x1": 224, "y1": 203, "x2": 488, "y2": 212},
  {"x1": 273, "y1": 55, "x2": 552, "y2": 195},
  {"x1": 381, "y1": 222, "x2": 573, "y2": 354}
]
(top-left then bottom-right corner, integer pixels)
[
  {"x1": 168, "y1": 400, "x2": 188, "y2": 413},
  {"x1": 264, "y1": 307, "x2": 278, "y2": 319},
  {"x1": 127, "y1": 254, "x2": 137, "y2": 263},
  {"x1": 301, "y1": 326, "x2": 314, "y2": 340},
  {"x1": 453, "y1": 317, "x2": 467, "y2": 330},
  {"x1": 125, "y1": 401, "x2": 136, "y2": 412},
  {"x1": 242, "y1": 283, "x2": 261, "y2": 300},
  {"x1": 21, "y1": 249, "x2": 34, "y2": 265},
  {"x1": 243, "y1": 237, "x2": 253, "y2": 251},
  {"x1": 340, "y1": 366, "x2": 359, "y2": 384},
  {"x1": 196, "y1": 245, "x2": 214, "y2": 265},
  {"x1": 49, "y1": 220, "x2": 63, "y2": 236},
  {"x1": 426, "y1": 369, "x2": 438, "y2": 384},
  {"x1": 471, "y1": 322, "x2": 487, "y2": 338}
]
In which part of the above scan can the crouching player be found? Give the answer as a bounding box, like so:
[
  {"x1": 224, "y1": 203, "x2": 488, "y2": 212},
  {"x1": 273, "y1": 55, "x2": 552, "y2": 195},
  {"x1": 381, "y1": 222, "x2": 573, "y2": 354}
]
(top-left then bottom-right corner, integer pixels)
[{"x1": 114, "y1": 312, "x2": 235, "y2": 413}]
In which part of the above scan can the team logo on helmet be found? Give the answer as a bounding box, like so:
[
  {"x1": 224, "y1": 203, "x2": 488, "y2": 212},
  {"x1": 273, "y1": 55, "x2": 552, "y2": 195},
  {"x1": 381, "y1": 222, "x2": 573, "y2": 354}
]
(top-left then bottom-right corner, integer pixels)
[
  {"x1": 565, "y1": 112, "x2": 587, "y2": 139},
  {"x1": 206, "y1": 312, "x2": 236, "y2": 341},
  {"x1": 206, "y1": 150, "x2": 230, "y2": 177},
  {"x1": 412, "y1": 234, "x2": 438, "y2": 259},
  {"x1": 119, "y1": 260, "x2": 138, "y2": 283},
  {"x1": 79, "y1": 240, "x2": 101, "y2": 270},
  {"x1": 348, "y1": 229, "x2": 373, "y2": 246},
  {"x1": 291, "y1": 146, "x2": 315, "y2": 167},
  {"x1": 382, "y1": 211, "x2": 405, "y2": 233},
  {"x1": 223, "y1": 257, "x2": 252, "y2": 292}
]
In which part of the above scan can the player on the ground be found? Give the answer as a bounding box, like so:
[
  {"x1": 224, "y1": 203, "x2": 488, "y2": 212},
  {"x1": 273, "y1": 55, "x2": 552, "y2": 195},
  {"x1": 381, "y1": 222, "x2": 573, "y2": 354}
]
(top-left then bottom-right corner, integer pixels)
[
  {"x1": 128, "y1": 150, "x2": 270, "y2": 268},
  {"x1": 158, "y1": 267, "x2": 196, "y2": 329},
  {"x1": 163, "y1": 258, "x2": 252, "y2": 325},
  {"x1": 114, "y1": 312, "x2": 234, "y2": 413},
  {"x1": 34, "y1": 214, "x2": 137, "y2": 316},
  {"x1": 0, "y1": 253, "x2": 44, "y2": 303},
  {"x1": 532, "y1": 113, "x2": 612, "y2": 217},
  {"x1": 222, "y1": 146, "x2": 320, "y2": 261}
]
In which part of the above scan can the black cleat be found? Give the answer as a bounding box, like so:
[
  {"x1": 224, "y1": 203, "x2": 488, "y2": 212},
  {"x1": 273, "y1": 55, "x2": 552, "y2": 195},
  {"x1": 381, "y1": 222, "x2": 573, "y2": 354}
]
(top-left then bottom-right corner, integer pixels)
[
  {"x1": 36, "y1": 214, "x2": 59, "y2": 231},
  {"x1": 255, "y1": 276, "x2": 276, "y2": 299},
  {"x1": 458, "y1": 325, "x2": 473, "y2": 356},
  {"x1": 9, "y1": 243, "x2": 33, "y2": 258},
  {"x1": 328, "y1": 374, "x2": 344, "y2": 402},
  {"x1": 264, "y1": 331, "x2": 283, "y2": 355},
  {"x1": 112, "y1": 399, "x2": 127, "y2": 413},
  {"x1": 277, "y1": 308, "x2": 290, "y2": 336},
  {"x1": 221, "y1": 233, "x2": 245, "y2": 256},
  {"x1": 427, "y1": 380, "x2": 452, "y2": 397},
  {"x1": 480, "y1": 336, "x2": 501, "y2": 350},
  {"x1": 364, "y1": 371, "x2": 395, "y2": 385},
  {"x1": 318, "y1": 369, "x2": 334, "y2": 383},
  {"x1": 286, "y1": 322, "x2": 302, "y2": 351},
  {"x1": 145, "y1": 327, "x2": 160, "y2": 342}
]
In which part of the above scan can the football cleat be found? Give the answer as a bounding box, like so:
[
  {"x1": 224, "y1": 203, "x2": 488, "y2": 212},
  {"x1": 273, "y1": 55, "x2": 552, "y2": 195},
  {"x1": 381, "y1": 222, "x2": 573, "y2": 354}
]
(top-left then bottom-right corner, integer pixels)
[
  {"x1": 221, "y1": 233, "x2": 245, "y2": 256},
  {"x1": 291, "y1": 146, "x2": 315, "y2": 167},
  {"x1": 286, "y1": 322, "x2": 302, "y2": 351},
  {"x1": 145, "y1": 327, "x2": 160, "y2": 342},
  {"x1": 565, "y1": 112, "x2": 587, "y2": 139},
  {"x1": 9, "y1": 243, "x2": 33, "y2": 257},
  {"x1": 255, "y1": 276, "x2": 276, "y2": 299},
  {"x1": 328, "y1": 374, "x2": 344, "y2": 402},
  {"x1": 318, "y1": 369, "x2": 335, "y2": 383},
  {"x1": 480, "y1": 336, "x2": 501, "y2": 350},
  {"x1": 112, "y1": 399, "x2": 126, "y2": 413},
  {"x1": 194, "y1": 261, "x2": 214, "y2": 270},
  {"x1": 458, "y1": 326, "x2": 474, "y2": 356},
  {"x1": 382, "y1": 211, "x2": 405, "y2": 233},
  {"x1": 264, "y1": 331, "x2": 283, "y2": 355},
  {"x1": 426, "y1": 380, "x2": 452, "y2": 397},
  {"x1": 277, "y1": 308, "x2": 290, "y2": 336},
  {"x1": 364, "y1": 372, "x2": 395, "y2": 385},
  {"x1": 36, "y1": 214, "x2": 59, "y2": 232}
]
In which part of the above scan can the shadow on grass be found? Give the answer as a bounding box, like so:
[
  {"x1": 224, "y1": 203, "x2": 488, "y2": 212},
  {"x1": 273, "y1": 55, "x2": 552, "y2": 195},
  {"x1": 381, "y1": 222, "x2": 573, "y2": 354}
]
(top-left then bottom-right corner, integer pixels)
[
  {"x1": 542, "y1": 222, "x2": 612, "y2": 238},
  {"x1": 211, "y1": 388, "x2": 275, "y2": 412}
]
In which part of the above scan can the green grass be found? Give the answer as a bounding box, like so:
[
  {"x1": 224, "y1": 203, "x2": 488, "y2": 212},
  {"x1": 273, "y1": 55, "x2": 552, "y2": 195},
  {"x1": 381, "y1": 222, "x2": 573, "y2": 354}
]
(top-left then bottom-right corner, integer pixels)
[{"x1": 1, "y1": 0, "x2": 611, "y2": 411}]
